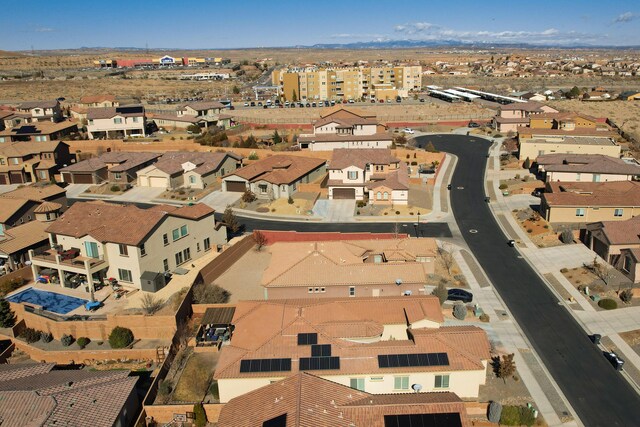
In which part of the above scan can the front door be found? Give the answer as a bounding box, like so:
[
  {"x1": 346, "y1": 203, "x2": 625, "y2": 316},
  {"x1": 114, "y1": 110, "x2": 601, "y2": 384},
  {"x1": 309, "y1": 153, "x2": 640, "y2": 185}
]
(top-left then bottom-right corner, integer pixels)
[{"x1": 84, "y1": 241, "x2": 99, "y2": 258}]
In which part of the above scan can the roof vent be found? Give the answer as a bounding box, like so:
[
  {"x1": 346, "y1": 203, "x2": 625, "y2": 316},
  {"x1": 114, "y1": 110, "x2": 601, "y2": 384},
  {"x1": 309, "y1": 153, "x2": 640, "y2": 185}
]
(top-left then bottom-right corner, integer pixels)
[
  {"x1": 395, "y1": 279, "x2": 403, "y2": 286},
  {"x1": 412, "y1": 383, "x2": 423, "y2": 393}
]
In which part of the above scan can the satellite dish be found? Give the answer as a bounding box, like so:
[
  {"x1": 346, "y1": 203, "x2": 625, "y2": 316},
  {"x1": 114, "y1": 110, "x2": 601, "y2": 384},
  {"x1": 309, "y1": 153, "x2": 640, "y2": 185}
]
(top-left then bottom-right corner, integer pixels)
[
  {"x1": 395, "y1": 279, "x2": 402, "y2": 286},
  {"x1": 412, "y1": 384, "x2": 423, "y2": 393}
]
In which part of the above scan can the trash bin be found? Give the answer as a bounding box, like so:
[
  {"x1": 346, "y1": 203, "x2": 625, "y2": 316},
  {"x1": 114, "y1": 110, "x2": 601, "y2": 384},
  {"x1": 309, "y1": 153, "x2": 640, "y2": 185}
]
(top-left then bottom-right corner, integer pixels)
[{"x1": 591, "y1": 334, "x2": 602, "y2": 345}]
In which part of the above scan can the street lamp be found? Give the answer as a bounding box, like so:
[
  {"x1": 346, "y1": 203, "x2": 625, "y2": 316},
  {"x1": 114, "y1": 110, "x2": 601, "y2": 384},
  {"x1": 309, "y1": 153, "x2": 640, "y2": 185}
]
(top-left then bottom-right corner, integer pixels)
[{"x1": 413, "y1": 223, "x2": 419, "y2": 237}]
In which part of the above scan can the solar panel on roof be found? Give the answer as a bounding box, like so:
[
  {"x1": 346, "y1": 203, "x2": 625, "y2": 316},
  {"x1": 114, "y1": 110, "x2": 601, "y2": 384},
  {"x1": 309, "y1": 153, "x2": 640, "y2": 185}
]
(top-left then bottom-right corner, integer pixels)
[
  {"x1": 311, "y1": 344, "x2": 331, "y2": 357},
  {"x1": 239, "y1": 358, "x2": 292, "y2": 373},
  {"x1": 263, "y1": 413, "x2": 287, "y2": 427},
  {"x1": 15, "y1": 126, "x2": 39, "y2": 134},
  {"x1": 297, "y1": 333, "x2": 318, "y2": 345},
  {"x1": 116, "y1": 106, "x2": 143, "y2": 114},
  {"x1": 384, "y1": 413, "x2": 462, "y2": 427},
  {"x1": 378, "y1": 353, "x2": 450, "y2": 368},
  {"x1": 299, "y1": 356, "x2": 340, "y2": 371}
]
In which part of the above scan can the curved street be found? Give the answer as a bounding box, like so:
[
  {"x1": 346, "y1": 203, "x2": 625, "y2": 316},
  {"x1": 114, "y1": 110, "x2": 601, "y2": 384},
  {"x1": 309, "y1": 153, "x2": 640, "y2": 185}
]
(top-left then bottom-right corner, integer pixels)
[{"x1": 416, "y1": 134, "x2": 640, "y2": 426}]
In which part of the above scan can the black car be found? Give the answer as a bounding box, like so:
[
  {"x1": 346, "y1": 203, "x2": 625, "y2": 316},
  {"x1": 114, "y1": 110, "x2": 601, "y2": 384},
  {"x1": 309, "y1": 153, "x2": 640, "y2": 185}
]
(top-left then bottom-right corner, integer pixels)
[
  {"x1": 447, "y1": 184, "x2": 452, "y2": 190},
  {"x1": 532, "y1": 189, "x2": 543, "y2": 197},
  {"x1": 468, "y1": 122, "x2": 480, "y2": 128},
  {"x1": 603, "y1": 351, "x2": 624, "y2": 371},
  {"x1": 447, "y1": 288, "x2": 473, "y2": 303}
]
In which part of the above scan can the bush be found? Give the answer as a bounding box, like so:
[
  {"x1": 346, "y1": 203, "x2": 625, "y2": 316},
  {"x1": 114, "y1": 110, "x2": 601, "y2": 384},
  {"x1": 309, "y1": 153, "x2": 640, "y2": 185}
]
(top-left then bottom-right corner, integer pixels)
[
  {"x1": 499, "y1": 405, "x2": 536, "y2": 426},
  {"x1": 19, "y1": 327, "x2": 41, "y2": 343},
  {"x1": 193, "y1": 283, "x2": 231, "y2": 304},
  {"x1": 479, "y1": 313, "x2": 490, "y2": 322},
  {"x1": 40, "y1": 332, "x2": 53, "y2": 343},
  {"x1": 560, "y1": 268, "x2": 568, "y2": 273},
  {"x1": 241, "y1": 190, "x2": 256, "y2": 203},
  {"x1": 453, "y1": 303, "x2": 467, "y2": 320},
  {"x1": 193, "y1": 402, "x2": 208, "y2": 427},
  {"x1": 0, "y1": 278, "x2": 24, "y2": 297},
  {"x1": 288, "y1": 196, "x2": 294, "y2": 204},
  {"x1": 109, "y1": 327, "x2": 134, "y2": 349},
  {"x1": 76, "y1": 337, "x2": 90, "y2": 349},
  {"x1": 425, "y1": 142, "x2": 439, "y2": 153},
  {"x1": 499, "y1": 183, "x2": 508, "y2": 190},
  {"x1": 431, "y1": 282, "x2": 448, "y2": 305},
  {"x1": 619, "y1": 288, "x2": 634, "y2": 303},
  {"x1": 488, "y1": 401, "x2": 503, "y2": 423},
  {"x1": 356, "y1": 200, "x2": 366, "y2": 208},
  {"x1": 141, "y1": 293, "x2": 164, "y2": 315},
  {"x1": 598, "y1": 298, "x2": 618, "y2": 310},
  {"x1": 187, "y1": 124, "x2": 202, "y2": 134},
  {"x1": 158, "y1": 379, "x2": 173, "y2": 396},
  {"x1": 61, "y1": 334, "x2": 74, "y2": 346},
  {"x1": 0, "y1": 298, "x2": 16, "y2": 328},
  {"x1": 248, "y1": 151, "x2": 259, "y2": 160},
  {"x1": 110, "y1": 185, "x2": 120, "y2": 192},
  {"x1": 560, "y1": 229, "x2": 574, "y2": 244}
]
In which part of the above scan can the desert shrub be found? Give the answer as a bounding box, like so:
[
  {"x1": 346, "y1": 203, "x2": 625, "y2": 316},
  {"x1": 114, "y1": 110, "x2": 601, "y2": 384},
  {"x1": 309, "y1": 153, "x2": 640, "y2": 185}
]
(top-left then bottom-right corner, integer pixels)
[
  {"x1": 19, "y1": 327, "x2": 41, "y2": 343},
  {"x1": 527, "y1": 229, "x2": 532, "y2": 233},
  {"x1": 0, "y1": 278, "x2": 24, "y2": 297},
  {"x1": 288, "y1": 196, "x2": 294, "y2": 204},
  {"x1": 499, "y1": 405, "x2": 536, "y2": 426},
  {"x1": 241, "y1": 190, "x2": 256, "y2": 203},
  {"x1": 141, "y1": 293, "x2": 164, "y2": 315},
  {"x1": 76, "y1": 337, "x2": 90, "y2": 349},
  {"x1": 248, "y1": 151, "x2": 259, "y2": 160},
  {"x1": 110, "y1": 185, "x2": 120, "y2": 192},
  {"x1": 425, "y1": 142, "x2": 438, "y2": 152},
  {"x1": 0, "y1": 298, "x2": 16, "y2": 327},
  {"x1": 61, "y1": 334, "x2": 74, "y2": 347},
  {"x1": 395, "y1": 211, "x2": 400, "y2": 215},
  {"x1": 560, "y1": 268, "x2": 568, "y2": 273},
  {"x1": 109, "y1": 327, "x2": 134, "y2": 348},
  {"x1": 598, "y1": 298, "x2": 618, "y2": 310},
  {"x1": 431, "y1": 282, "x2": 448, "y2": 305},
  {"x1": 479, "y1": 313, "x2": 490, "y2": 322},
  {"x1": 514, "y1": 174, "x2": 520, "y2": 180},
  {"x1": 356, "y1": 200, "x2": 366, "y2": 208},
  {"x1": 193, "y1": 283, "x2": 231, "y2": 304},
  {"x1": 453, "y1": 303, "x2": 467, "y2": 320},
  {"x1": 560, "y1": 229, "x2": 573, "y2": 244},
  {"x1": 40, "y1": 332, "x2": 53, "y2": 343},
  {"x1": 410, "y1": 161, "x2": 418, "y2": 166},
  {"x1": 488, "y1": 401, "x2": 503, "y2": 423},
  {"x1": 193, "y1": 402, "x2": 208, "y2": 427},
  {"x1": 499, "y1": 183, "x2": 508, "y2": 190},
  {"x1": 619, "y1": 288, "x2": 634, "y2": 303}
]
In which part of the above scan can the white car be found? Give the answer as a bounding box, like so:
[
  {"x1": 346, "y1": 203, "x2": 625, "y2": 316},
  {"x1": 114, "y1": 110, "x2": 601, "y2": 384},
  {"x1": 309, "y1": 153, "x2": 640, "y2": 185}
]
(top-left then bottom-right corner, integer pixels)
[{"x1": 403, "y1": 128, "x2": 415, "y2": 134}]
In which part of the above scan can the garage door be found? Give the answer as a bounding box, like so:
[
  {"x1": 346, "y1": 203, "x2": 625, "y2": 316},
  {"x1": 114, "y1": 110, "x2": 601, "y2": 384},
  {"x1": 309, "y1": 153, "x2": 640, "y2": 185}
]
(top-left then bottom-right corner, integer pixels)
[
  {"x1": 9, "y1": 172, "x2": 24, "y2": 184},
  {"x1": 149, "y1": 176, "x2": 169, "y2": 188},
  {"x1": 72, "y1": 173, "x2": 94, "y2": 184},
  {"x1": 225, "y1": 180, "x2": 247, "y2": 192},
  {"x1": 332, "y1": 188, "x2": 356, "y2": 199},
  {"x1": 0, "y1": 175, "x2": 6, "y2": 185}
]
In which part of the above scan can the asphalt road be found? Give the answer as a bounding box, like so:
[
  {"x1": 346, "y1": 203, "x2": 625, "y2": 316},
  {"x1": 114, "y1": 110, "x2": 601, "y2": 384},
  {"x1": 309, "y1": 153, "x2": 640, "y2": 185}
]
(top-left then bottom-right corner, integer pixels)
[{"x1": 415, "y1": 134, "x2": 640, "y2": 426}]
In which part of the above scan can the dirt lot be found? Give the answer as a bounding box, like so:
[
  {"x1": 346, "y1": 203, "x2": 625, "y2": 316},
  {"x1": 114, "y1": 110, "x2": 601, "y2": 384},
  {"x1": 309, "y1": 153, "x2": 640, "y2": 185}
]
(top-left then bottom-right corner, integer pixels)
[
  {"x1": 620, "y1": 329, "x2": 640, "y2": 357},
  {"x1": 511, "y1": 208, "x2": 563, "y2": 248},
  {"x1": 172, "y1": 352, "x2": 219, "y2": 403}
]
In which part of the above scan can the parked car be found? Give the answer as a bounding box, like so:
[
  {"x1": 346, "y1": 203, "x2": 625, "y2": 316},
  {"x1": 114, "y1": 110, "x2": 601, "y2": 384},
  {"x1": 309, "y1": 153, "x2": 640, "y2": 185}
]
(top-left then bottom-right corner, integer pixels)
[
  {"x1": 371, "y1": 99, "x2": 377, "y2": 103},
  {"x1": 468, "y1": 122, "x2": 480, "y2": 128},
  {"x1": 419, "y1": 98, "x2": 425, "y2": 102},
  {"x1": 603, "y1": 351, "x2": 624, "y2": 371},
  {"x1": 348, "y1": 99, "x2": 355, "y2": 103},
  {"x1": 396, "y1": 96, "x2": 402, "y2": 103},
  {"x1": 447, "y1": 288, "x2": 473, "y2": 303},
  {"x1": 243, "y1": 102, "x2": 249, "y2": 107},
  {"x1": 507, "y1": 240, "x2": 516, "y2": 247},
  {"x1": 532, "y1": 189, "x2": 543, "y2": 197},
  {"x1": 403, "y1": 128, "x2": 415, "y2": 134}
]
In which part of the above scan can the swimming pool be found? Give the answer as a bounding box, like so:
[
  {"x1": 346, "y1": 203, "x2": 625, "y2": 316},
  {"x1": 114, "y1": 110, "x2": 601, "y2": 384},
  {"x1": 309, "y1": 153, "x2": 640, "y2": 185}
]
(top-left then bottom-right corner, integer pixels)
[{"x1": 6, "y1": 288, "x2": 89, "y2": 315}]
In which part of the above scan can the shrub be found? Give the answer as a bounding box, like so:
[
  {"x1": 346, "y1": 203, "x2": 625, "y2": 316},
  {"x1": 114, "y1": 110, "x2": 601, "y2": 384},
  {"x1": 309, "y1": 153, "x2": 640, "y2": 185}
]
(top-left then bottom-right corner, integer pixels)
[
  {"x1": 76, "y1": 337, "x2": 90, "y2": 349},
  {"x1": 0, "y1": 278, "x2": 24, "y2": 297},
  {"x1": 193, "y1": 283, "x2": 231, "y2": 304},
  {"x1": 61, "y1": 334, "x2": 74, "y2": 347},
  {"x1": 241, "y1": 190, "x2": 256, "y2": 203},
  {"x1": 110, "y1": 185, "x2": 120, "y2": 192},
  {"x1": 287, "y1": 196, "x2": 294, "y2": 204},
  {"x1": 395, "y1": 211, "x2": 400, "y2": 215},
  {"x1": 527, "y1": 229, "x2": 533, "y2": 233},
  {"x1": 523, "y1": 157, "x2": 531, "y2": 169},
  {"x1": 193, "y1": 402, "x2": 208, "y2": 427},
  {"x1": 19, "y1": 327, "x2": 41, "y2": 343},
  {"x1": 499, "y1": 405, "x2": 536, "y2": 426},
  {"x1": 109, "y1": 327, "x2": 134, "y2": 349},
  {"x1": 431, "y1": 282, "x2": 448, "y2": 305},
  {"x1": 560, "y1": 229, "x2": 574, "y2": 244},
  {"x1": 514, "y1": 174, "x2": 520, "y2": 180},
  {"x1": 410, "y1": 161, "x2": 418, "y2": 166},
  {"x1": 499, "y1": 183, "x2": 508, "y2": 190},
  {"x1": 40, "y1": 332, "x2": 53, "y2": 343},
  {"x1": 248, "y1": 151, "x2": 259, "y2": 160},
  {"x1": 488, "y1": 401, "x2": 502, "y2": 423},
  {"x1": 0, "y1": 298, "x2": 16, "y2": 328},
  {"x1": 598, "y1": 298, "x2": 618, "y2": 310},
  {"x1": 425, "y1": 142, "x2": 439, "y2": 153},
  {"x1": 356, "y1": 200, "x2": 366, "y2": 208},
  {"x1": 560, "y1": 268, "x2": 568, "y2": 273},
  {"x1": 141, "y1": 293, "x2": 164, "y2": 315},
  {"x1": 619, "y1": 288, "x2": 634, "y2": 303},
  {"x1": 453, "y1": 303, "x2": 467, "y2": 320},
  {"x1": 479, "y1": 313, "x2": 490, "y2": 322}
]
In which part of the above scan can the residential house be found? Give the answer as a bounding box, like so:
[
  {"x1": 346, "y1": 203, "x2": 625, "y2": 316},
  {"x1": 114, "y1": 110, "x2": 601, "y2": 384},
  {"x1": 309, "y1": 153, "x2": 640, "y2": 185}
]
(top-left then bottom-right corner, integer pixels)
[
  {"x1": 0, "y1": 109, "x2": 32, "y2": 130},
  {"x1": 0, "y1": 198, "x2": 44, "y2": 235},
  {"x1": 1, "y1": 183, "x2": 68, "y2": 207},
  {"x1": 213, "y1": 297, "x2": 491, "y2": 403},
  {"x1": 327, "y1": 148, "x2": 408, "y2": 204},
  {"x1": 261, "y1": 238, "x2": 437, "y2": 299},
  {"x1": 493, "y1": 101, "x2": 558, "y2": 133},
  {"x1": 540, "y1": 181, "x2": 640, "y2": 224},
  {"x1": 298, "y1": 107, "x2": 393, "y2": 151},
  {"x1": 0, "y1": 201, "x2": 61, "y2": 271},
  {"x1": 518, "y1": 127, "x2": 620, "y2": 161},
  {"x1": 618, "y1": 91, "x2": 640, "y2": 101},
  {"x1": 217, "y1": 372, "x2": 471, "y2": 427},
  {"x1": 86, "y1": 105, "x2": 146, "y2": 139},
  {"x1": 29, "y1": 201, "x2": 226, "y2": 293},
  {"x1": 0, "y1": 363, "x2": 139, "y2": 427},
  {"x1": 152, "y1": 100, "x2": 234, "y2": 130},
  {"x1": 222, "y1": 155, "x2": 326, "y2": 199},
  {"x1": 585, "y1": 216, "x2": 640, "y2": 282},
  {"x1": 79, "y1": 95, "x2": 119, "y2": 108},
  {"x1": 0, "y1": 121, "x2": 78, "y2": 143},
  {"x1": 536, "y1": 154, "x2": 640, "y2": 183},
  {"x1": 137, "y1": 151, "x2": 242, "y2": 189},
  {"x1": 16, "y1": 100, "x2": 63, "y2": 123},
  {"x1": 60, "y1": 151, "x2": 162, "y2": 185},
  {"x1": 529, "y1": 112, "x2": 599, "y2": 130},
  {"x1": 0, "y1": 141, "x2": 73, "y2": 184}
]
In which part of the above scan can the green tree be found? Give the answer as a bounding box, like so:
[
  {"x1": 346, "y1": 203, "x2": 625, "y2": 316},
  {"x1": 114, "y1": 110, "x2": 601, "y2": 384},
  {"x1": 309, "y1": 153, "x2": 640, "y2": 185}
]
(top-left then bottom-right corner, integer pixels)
[
  {"x1": 223, "y1": 205, "x2": 240, "y2": 234},
  {"x1": 523, "y1": 157, "x2": 531, "y2": 169},
  {"x1": 108, "y1": 327, "x2": 134, "y2": 349},
  {"x1": 232, "y1": 85, "x2": 240, "y2": 94},
  {"x1": 193, "y1": 402, "x2": 207, "y2": 427},
  {"x1": 566, "y1": 86, "x2": 581, "y2": 99},
  {"x1": 186, "y1": 124, "x2": 202, "y2": 134},
  {"x1": 272, "y1": 130, "x2": 282, "y2": 145},
  {"x1": 0, "y1": 299, "x2": 16, "y2": 328}
]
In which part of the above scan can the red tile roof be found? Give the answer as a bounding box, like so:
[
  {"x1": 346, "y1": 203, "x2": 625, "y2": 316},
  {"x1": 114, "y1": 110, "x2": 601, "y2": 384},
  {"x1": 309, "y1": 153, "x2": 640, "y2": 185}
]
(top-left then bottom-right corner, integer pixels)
[
  {"x1": 329, "y1": 148, "x2": 399, "y2": 170},
  {"x1": 226, "y1": 155, "x2": 326, "y2": 185}
]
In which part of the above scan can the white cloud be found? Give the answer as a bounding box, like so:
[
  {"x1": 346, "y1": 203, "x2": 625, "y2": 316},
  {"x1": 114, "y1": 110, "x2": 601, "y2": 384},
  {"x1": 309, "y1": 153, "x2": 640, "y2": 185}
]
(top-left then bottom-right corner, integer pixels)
[
  {"x1": 613, "y1": 12, "x2": 636, "y2": 23},
  {"x1": 330, "y1": 33, "x2": 386, "y2": 39},
  {"x1": 394, "y1": 22, "x2": 437, "y2": 34}
]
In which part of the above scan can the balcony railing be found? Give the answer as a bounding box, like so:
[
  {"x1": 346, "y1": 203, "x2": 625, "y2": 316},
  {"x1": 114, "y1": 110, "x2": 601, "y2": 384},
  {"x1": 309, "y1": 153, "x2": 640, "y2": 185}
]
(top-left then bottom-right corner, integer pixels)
[{"x1": 30, "y1": 249, "x2": 107, "y2": 270}]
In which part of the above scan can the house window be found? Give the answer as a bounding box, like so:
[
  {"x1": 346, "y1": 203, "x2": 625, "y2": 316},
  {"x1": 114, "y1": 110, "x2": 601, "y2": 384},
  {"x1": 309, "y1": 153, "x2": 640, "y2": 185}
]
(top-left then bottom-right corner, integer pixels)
[
  {"x1": 373, "y1": 254, "x2": 383, "y2": 263},
  {"x1": 377, "y1": 191, "x2": 382, "y2": 200},
  {"x1": 576, "y1": 208, "x2": 585, "y2": 217},
  {"x1": 175, "y1": 248, "x2": 191, "y2": 266},
  {"x1": 114, "y1": 118, "x2": 122, "y2": 124},
  {"x1": 163, "y1": 259, "x2": 169, "y2": 272},
  {"x1": 118, "y1": 268, "x2": 133, "y2": 283},
  {"x1": 172, "y1": 228, "x2": 180, "y2": 241},
  {"x1": 347, "y1": 171, "x2": 358, "y2": 180},
  {"x1": 0, "y1": 159, "x2": 4, "y2": 165},
  {"x1": 614, "y1": 208, "x2": 623, "y2": 217},
  {"x1": 114, "y1": 172, "x2": 121, "y2": 180},
  {"x1": 383, "y1": 192, "x2": 389, "y2": 200},
  {"x1": 394, "y1": 376, "x2": 410, "y2": 390},
  {"x1": 259, "y1": 184, "x2": 268, "y2": 194},
  {"x1": 308, "y1": 287, "x2": 313, "y2": 293},
  {"x1": 623, "y1": 256, "x2": 632, "y2": 272},
  {"x1": 118, "y1": 244, "x2": 128, "y2": 256},
  {"x1": 175, "y1": 251, "x2": 183, "y2": 266},
  {"x1": 140, "y1": 243, "x2": 146, "y2": 257},
  {"x1": 434, "y1": 374, "x2": 450, "y2": 389},
  {"x1": 575, "y1": 173, "x2": 581, "y2": 181},
  {"x1": 132, "y1": 117, "x2": 139, "y2": 123},
  {"x1": 349, "y1": 286, "x2": 355, "y2": 297},
  {"x1": 350, "y1": 378, "x2": 365, "y2": 391},
  {"x1": 11, "y1": 158, "x2": 19, "y2": 165},
  {"x1": 38, "y1": 170, "x2": 47, "y2": 179},
  {"x1": 180, "y1": 225, "x2": 188, "y2": 237},
  {"x1": 196, "y1": 242, "x2": 201, "y2": 252},
  {"x1": 163, "y1": 233, "x2": 169, "y2": 245},
  {"x1": 88, "y1": 119, "x2": 94, "y2": 125},
  {"x1": 203, "y1": 238, "x2": 211, "y2": 251},
  {"x1": 189, "y1": 175, "x2": 196, "y2": 184}
]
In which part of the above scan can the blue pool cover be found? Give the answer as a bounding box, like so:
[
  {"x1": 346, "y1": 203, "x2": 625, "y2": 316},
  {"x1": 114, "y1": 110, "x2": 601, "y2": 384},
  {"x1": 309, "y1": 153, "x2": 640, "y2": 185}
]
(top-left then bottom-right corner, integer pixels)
[{"x1": 6, "y1": 288, "x2": 89, "y2": 315}]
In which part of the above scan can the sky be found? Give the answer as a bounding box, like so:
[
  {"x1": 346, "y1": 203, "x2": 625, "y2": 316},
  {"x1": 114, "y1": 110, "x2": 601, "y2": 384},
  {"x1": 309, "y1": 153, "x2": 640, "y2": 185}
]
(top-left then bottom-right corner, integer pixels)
[{"x1": 3, "y1": 0, "x2": 640, "y2": 50}]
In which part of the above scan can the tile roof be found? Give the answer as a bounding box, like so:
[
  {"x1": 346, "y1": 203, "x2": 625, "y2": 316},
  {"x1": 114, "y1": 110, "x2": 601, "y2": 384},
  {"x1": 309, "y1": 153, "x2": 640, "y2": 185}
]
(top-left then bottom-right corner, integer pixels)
[
  {"x1": 1, "y1": 184, "x2": 66, "y2": 202},
  {"x1": 0, "y1": 121, "x2": 77, "y2": 137},
  {"x1": 314, "y1": 115, "x2": 378, "y2": 128},
  {"x1": 0, "y1": 219, "x2": 49, "y2": 255},
  {"x1": 46, "y1": 201, "x2": 214, "y2": 245},
  {"x1": 214, "y1": 297, "x2": 489, "y2": 381},
  {"x1": 319, "y1": 106, "x2": 375, "y2": 119},
  {"x1": 537, "y1": 154, "x2": 640, "y2": 175},
  {"x1": 494, "y1": 116, "x2": 530, "y2": 124},
  {"x1": 367, "y1": 163, "x2": 409, "y2": 191},
  {"x1": 0, "y1": 363, "x2": 55, "y2": 382},
  {"x1": 298, "y1": 132, "x2": 393, "y2": 143},
  {"x1": 587, "y1": 215, "x2": 640, "y2": 245},
  {"x1": 532, "y1": 111, "x2": 598, "y2": 122},
  {"x1": 149, "y1": 151, "x2": 241, "y2": 176},
  {"x1": 227, "y1": 155, "x2": 326, "y2": 185},
  {"x1": 178, "y1": 100, "x2": 226, "y2": 111},
  {"x1": 544, "y1": 181, "x2": 640, "y2": 207},
  {"x1": 0, "y1": 140, "x2": 67, "y2": 159},
  {"x1": 499, "y1": 101, "x2": 547, "y2": 112},
  {"x1": 80, "y1": 95, "x2": 116, "y2": 104},
  {"x1": 17, "y1": 100, "x2": 59, "y2": 110},
  {"x1": 150, "y1": 112, "x2": 202, "y2": 123},
  {"x1": 328, "y1": 148, "x2": 399, "y2": 170},
  {"x1": 262, "y1": 238, "x2": 436, "y2": 288},
  {"x1": 33, "y1": 201, "x2": 62, "y2": 213},
  {"x1": 0, "y1": 198, "x2": 34, "y2": 223},
  {"x1": 518, "y1": 127, "x2": 616, "y2": 138},
  {"x1": 218, "y1": 372, "x2": 471, "y2": 427},
  {"x1": 60, "y1": 151, "x2": 161, "y2": 173}
]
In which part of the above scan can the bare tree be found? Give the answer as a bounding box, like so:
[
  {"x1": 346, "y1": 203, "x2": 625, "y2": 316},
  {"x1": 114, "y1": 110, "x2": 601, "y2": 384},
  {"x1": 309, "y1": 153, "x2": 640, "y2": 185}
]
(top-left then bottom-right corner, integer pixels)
[
  {"x1": 492, "y1": 353, "x2": 516, "y2": 383},
  {"x1": 438, "y1": 244, "x2": 455, "y2": 276},
  {"x1": 589, "y1": 257, "x2": 614, "y2": 286},
  {"x1": 175, "y1": 319, "x2": 191, "y2": 350},
  {"x1": 253, "y1": 230, "x2": 268, "y2": 251},
  {"x1": 141, "y1": 293, "x2": 164, "y2": 315}
]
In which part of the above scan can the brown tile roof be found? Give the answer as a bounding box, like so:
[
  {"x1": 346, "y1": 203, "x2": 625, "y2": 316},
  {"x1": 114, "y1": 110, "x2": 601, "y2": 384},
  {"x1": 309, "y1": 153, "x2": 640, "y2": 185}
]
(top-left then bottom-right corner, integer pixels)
[
  {"x1": 499, "y1": 101, "x2": 547, "y2": 112},
  {"x1": 33, "y1": 201, "x2": 62, "y2": 213},
  {"x1": 532, "y1": 111, "x2": 598, "y2": 122},
  {"x1": 298, "y1": 132, "x2": 393, "y2": 143},
  {"x1": 537, "y1": 154, "x2": 640, "y2": 175},
  {"x1": 587, "y1": 215, "x2": 640, "y2": 245},
  {"x1": 0, "y1": 198, "x2": 34, "y2": 223},
  {"x1": 214, "y1": 297, "x2": 489, "y2": 381},
  {"x1": 218, "y1": 372, "x2": 470, "y2": 427},
  {"x1": 262, "y1": 238, "x2": 436, "y2": 288},
  {"x1": 319, "y1": 106, "x2": 375, "y2": 119},
  {"x1": 150, "y1": 112, "x2": 201, "y2": 123},
  {"x1": 60, "y1": 151, "x2": 161, "y2": 173},
  {"x1": 87, "y1": 105, "x2": 145, "y2": 120},
  {"x1": 544, "y1": 181, "x2": 640, "y2": 207},
  {"x1": 1, "y1": 184, "x2": 66, "y2": 202},
  {"x1": 622, "y1": 247, "x2": 640, "y2": 262},
  {"x1": 227, "y1": 155, "x2": 326, "y2": 185},
  {"x1": 0, "y1": 219, "x2": 49, "y2": 255},
  {"x1": 0, "y1": 121, "x2": 77, "y2": 137},
  {"x1": 17, "y1": 100, "x2": 59, "y2": 110},
  {"x1": 368, "y1": 163, "x2": 409, "y2": 191},
  {"x1": 150, "y1": 151, "x2": 241, "y2": 176},
  {"x1": 329, "y1": 148, "x2": 399, "y2": 170},
  {"x1": 46, "y1": 201, "x2": 215, "y2": 245},
  {"x1": 80, "y1": 95, "x2": 116, "y2": 104},
  {"x1": 494, "y1": 116, "x2": 529, "y2": 124},
  {"x1": 314, "y1": 115, "x2": 378, "y2": 128},
  {"x1": 0, "y1": 141, "x2": 67, "y2": 159},
  {"x1": 0, "y1": 363, "x2": 55, "y2": 382}
]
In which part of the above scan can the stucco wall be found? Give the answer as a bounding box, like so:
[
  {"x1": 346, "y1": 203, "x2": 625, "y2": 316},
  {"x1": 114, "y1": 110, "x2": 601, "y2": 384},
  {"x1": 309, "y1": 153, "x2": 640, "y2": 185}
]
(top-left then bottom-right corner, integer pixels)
[
  {"x1": 546, "y1": 171, "x2": 631, "y2": 182},
  {"x1": 545, "y1": 205, "x2": 640, "y2": 224}
]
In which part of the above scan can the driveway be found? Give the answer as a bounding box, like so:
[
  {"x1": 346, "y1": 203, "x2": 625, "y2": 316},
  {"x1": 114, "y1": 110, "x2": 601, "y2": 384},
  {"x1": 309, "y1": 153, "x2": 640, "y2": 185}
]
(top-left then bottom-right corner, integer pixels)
[
  {"x1": 312, "y1": 199, "x2": 355, "y2": 222},
  {"x1": 112, "y1": 186, "x2": 166, "y2": 203},
  {"x1": 199, "y1": 191, "x2": 242, "y2": 211},
  {"x1": 64, "y1": 184, "x2": 93, "y2": 198}
]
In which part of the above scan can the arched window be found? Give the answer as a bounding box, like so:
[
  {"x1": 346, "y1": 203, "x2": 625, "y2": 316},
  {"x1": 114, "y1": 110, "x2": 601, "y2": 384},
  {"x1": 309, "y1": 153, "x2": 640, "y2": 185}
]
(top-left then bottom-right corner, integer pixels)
[
  {"x1": 377, "y1": 191, "x2": 382, "y2": 200},
  {"x1": 383, "y1": 192, "x2": 389, "y2": 200}
]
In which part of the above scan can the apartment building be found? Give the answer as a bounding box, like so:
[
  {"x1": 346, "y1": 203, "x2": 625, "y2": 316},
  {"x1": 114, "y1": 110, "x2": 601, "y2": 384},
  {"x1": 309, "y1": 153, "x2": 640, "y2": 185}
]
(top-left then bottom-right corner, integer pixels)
[
  {"x1": 29, "y1": 201, "x2": 226, "y2": 293},
  {"x1": 86, "y1": 105, "x2": 146, "y2": 139}
]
